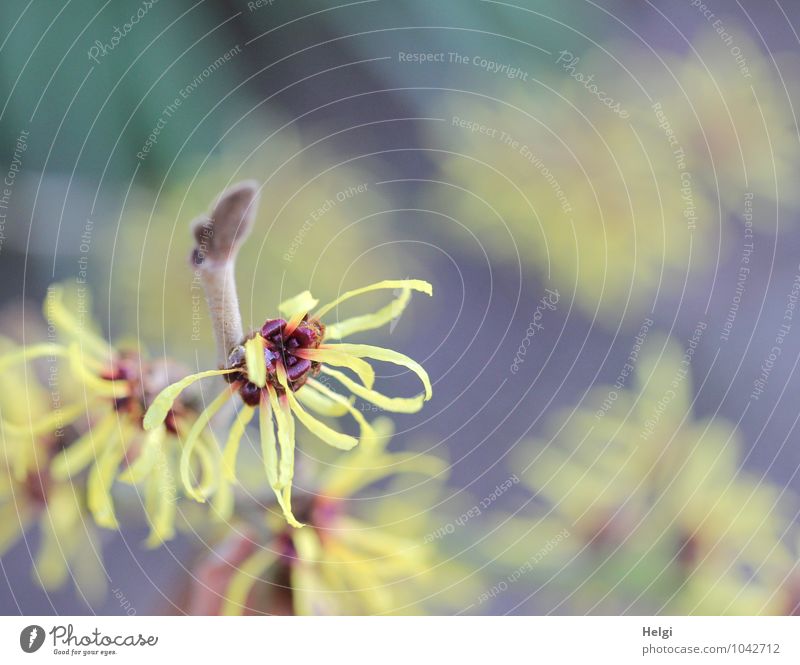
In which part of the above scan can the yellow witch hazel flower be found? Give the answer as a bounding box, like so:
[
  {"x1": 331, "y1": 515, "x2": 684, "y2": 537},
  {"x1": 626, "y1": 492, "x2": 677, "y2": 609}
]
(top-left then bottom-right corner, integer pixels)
[
  {"x1": 144, "y1": 279, "x2": 433, "y2": 527},
  {"x1": 427, "y1": 77, "x2": 713, "y2": 327},
  {"x1": 646, "y1": 31, "x2": 800, "y2": 222},
  {"x1": 0, "y1": 284, "x2": 201, "y2": 547},
  {"x1": 510, "y1": 335, "x2": 799, "y2": 614},
  {"x1": 0, "y1": 457, "x2": 108, "y2": 603},
  {"x1": 561, "y1": 32, "x2": 800, "y2": 224},
  {"x1": 0, "y1": 338, "x2": 106, "y2": 602},
  {"x1": 218, "y1": 418, "x2": 454, "y2": 615}
]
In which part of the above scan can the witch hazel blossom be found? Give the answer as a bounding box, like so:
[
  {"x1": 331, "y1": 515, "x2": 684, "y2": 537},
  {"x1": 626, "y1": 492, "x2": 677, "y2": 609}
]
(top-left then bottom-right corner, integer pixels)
[
  {"x1": 217, "y1": 417, "x2": 449, "y2": 616},
  {"x1": 0, "y1": 284, "x2": 198, "y2": 547},
  {"x1": 143, "y1": 279, "x2": 434, "y2": 527}
]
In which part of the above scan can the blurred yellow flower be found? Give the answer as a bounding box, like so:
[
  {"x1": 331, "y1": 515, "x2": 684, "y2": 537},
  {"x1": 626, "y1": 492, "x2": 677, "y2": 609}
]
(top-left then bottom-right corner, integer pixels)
[
  {"x1": 508, "y1": 336, "x2": 799, "y2": 614},
  {"x1": 0, "y1": 284, "x2": 202, "y2": 547},
  {"x1": 215, "y1": 418, "x2": 467, "y2": 615},
  {"x1": 0, "y1": 338, "x2": 106, "y2": 603},
  {"x1": 645, "y1": 32, "x2": 800, "y2": 222},
  {"x1": 427, "y1": 77, "x2": 713, "y2": 326}
]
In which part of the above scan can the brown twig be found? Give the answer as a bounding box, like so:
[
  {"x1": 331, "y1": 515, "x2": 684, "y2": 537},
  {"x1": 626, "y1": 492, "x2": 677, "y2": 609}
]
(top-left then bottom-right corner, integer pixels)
[{"x1": 190, "y1": 181, "x2": 259, "y2": 363}]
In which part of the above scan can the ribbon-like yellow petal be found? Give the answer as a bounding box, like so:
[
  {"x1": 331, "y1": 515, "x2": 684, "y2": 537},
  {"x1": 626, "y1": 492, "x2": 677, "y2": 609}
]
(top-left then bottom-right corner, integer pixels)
[
  {"x1": 1, "y1": 400, "x2": 88, "y2": 439},
  {"x1": 275, "y1": 483, "x2": 302, "y2": 528},
  {"x1": 212, "y1": 477, "x2": 234, "y2": 524},
  {"x1": 259, "y1": 391, "x2": 279, "y2": 489},
  {"x1": 325, "y1": 287, "x2": 412, "y2": 340},
  {"x1": 361, "y1": 415, "x2": 395, "y2": 452},
  {"x1": 44, "y1": 283, "x2": 111, "y2": 360},
  {"x1": 87, "y1": 424, "x2": 129, "y2": 529},
  {"x1": 143, "y1": 368, "x2": 236, "y2": 431},
  {"x1": 307, "y1": 378, "x2": 375, "y2": 443},
  {"x1": 221, "y1": 405, "x2": 256, "y2": 481},
  {"x1": 322, "y1": 367, "x2": 424, "y2": 414},
  {"x1": 220, "y1": 548, "x2": 278, "y2": 616},
  {"x1": 0, "y1": 343, "x2": 67, "y2": 372},
  {"x1": 34, "y1": 486, "x2": 79, "y2": 589},
  {"x1": 178, "y1": 387, "x2": 234, "y2": 502},
  {"x1": 118, "y1": 425, "x2": 165, "y2": 485},
  {"x1": 279, "y1": 290, "x2": 319, "y2": 320},
  {"x1": 144, "y1": 456, "x2": 177, "y2": 548},
  {"x1": 268, "y1": 386, "x2": 295, "y2": 489},
  {"x1": 297, "y1": 348, "x2": 375, "y2": 389},
  {"x1": 281, "y1": 369, "x2": 357, "y2": 451},
  {"x1": 314, "y1": 279, "x2": 432, "y2": 320},
  {"x1": 291, "y1": 528, "x2": 333, "y2": 615},
  {"x1": 244, "y1": 335, "x2": 267, "y2": 388},
  {"x1": 257, "y1": 393, "x2": 301, "y2": 526},
  {"x1": 67, "y1": 344, "x2": 123, "y2": 397},
  {"x1": 50, "y1": 411, "x2": 116, "y2": 480},
  {"x1": 296, "y1": 384, "x2": 350, "y2": 417},
  {"x1": 193, "y1": 434, "x2": 221, "y2": 500},
  {"x1": 324, "y1": 343, "x2": 432, "y2": 400}
]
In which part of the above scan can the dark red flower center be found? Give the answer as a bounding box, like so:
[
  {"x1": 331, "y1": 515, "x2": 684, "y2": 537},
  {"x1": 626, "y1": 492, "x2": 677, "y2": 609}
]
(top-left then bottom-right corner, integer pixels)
[
  {"x1": 101, "y1": 353, "x2": 186, "y2": 433},
  {"x1": 23, "y1": 470, "x2": 49, "y2": 507},
  {"x1": 226, "y1": 317, "x2": 325, "y2": 406},
  {"x1": 100, "y1": 354, "x2": 144, "y2": 417}
]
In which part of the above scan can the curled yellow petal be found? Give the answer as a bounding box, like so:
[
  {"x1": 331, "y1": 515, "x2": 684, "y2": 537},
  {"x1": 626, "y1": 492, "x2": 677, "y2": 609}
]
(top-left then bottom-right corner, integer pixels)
[
  {"x1": 279, "y1": 366, "x2": 357, "y2": 450},
  {"x1": 314, "y1": 279, "x2": 432, "y2": 320},
  {"x1": 143, "y1": 368, "x2": 236, "y2": 431},
  {"x1": 222, "y1": 405, "x2": 256, "y2": 481},
  {"x1": 296, "y1": 384, "x2": 350, "y2": 417},
  {"x1": 144, "y1": 456, "x2": 177, "y2": 548},
  {"x1": 298, "y1": 347, "x2": 375, "y2": 389},
  {"x1": 179, "y1": 387, "x2": 234, "y2": 502},
  {"x1": 244, "y1": 335, "x2": 267, "y2": 388},
  {"x1": 67, "y1": 344, "x2": 123, "y2": 397},
  {"x1": 268, "y1": 386, "x2": 295, "y2": 489},
  {"x1": 259, "y1": 392, "x2": 279, "y2": 489},
  {"x1": 291, "y1": 528, "x2": 332, "y2": 615},
  {"x1": 285, "y1": 392, "x2": 359, "y2": 450},
  {"x1": 279, "y1": 290, "x2": 319, "y2": 320},
  {"x1": 325, "y1": 343, "x2": 432, "y2": 401},
  {"x1": 274, "y1": 483, "x2": 303, "y2": 528},
  {"x1": 325, "y1": 287, "x2": 412, "y2": 340},
  {"x1": 87, "y1": 424, "x2": 129, "y2": 529},
  {"x1": 212, "y1": 478, "x2": 234, "y2": 524},
  {"x1": 2, "y1": 400, "x2": 88, "y2": 439},
  {"x1": 44, "y1": 283, "x2": 110, "y2": 359},
  {"x1": 50, "y1": 411, "x2": 116, "y2": 480},
  {"x1": 34, "y1": 487, "x2": 80, "y2": 589},
  {"x1": 118, "y1": 425, "x2": 165, "y2": 485},
  {"x1": 268, "y1": 371, "x2": 302, "y2": 527},
  {"x1": 307, "y1": 378, "x2": 375, "y2": 443},
  {"x1": 0, "y1": 343, "x2": 67, "y2": 372},
  {"x1": 220, "y1": 548, "x2": 278, "y2": 616},
  {"x1": 362, "y1": 416, "x2": 395, "y2": 452},
  {"x1": 322, "y1": 367, "x2": 424, "y2": 414},
  {"x1": 192, "y1": 434, "x2": 221, "y2": 504}
]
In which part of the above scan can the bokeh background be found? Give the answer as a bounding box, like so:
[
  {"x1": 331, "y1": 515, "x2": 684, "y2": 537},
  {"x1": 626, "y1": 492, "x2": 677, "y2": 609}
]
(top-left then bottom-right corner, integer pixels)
[{"x1": 3, "y1": 0, "x2": 800, "y2": 615}]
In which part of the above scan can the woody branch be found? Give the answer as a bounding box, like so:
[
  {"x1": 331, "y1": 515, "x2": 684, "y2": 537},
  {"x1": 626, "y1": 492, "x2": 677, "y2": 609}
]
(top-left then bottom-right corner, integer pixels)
[{"x1": 190, "y1": 181, "x2": 260, "y2": 363}]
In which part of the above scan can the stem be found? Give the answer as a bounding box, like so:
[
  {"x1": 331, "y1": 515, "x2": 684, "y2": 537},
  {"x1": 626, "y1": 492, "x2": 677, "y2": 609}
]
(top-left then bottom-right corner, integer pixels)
[{"x1": 190, "y1": 181, "x2": 260, "y2": 363}]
